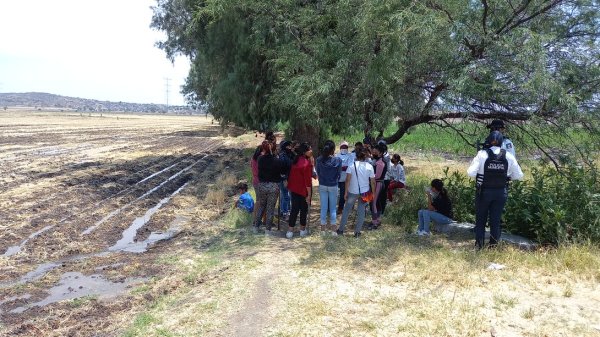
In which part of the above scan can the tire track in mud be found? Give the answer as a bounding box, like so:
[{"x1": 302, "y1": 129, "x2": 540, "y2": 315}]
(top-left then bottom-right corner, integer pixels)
[{"x1": 2, "y1": 139, "x2": 222, "y2": 258}]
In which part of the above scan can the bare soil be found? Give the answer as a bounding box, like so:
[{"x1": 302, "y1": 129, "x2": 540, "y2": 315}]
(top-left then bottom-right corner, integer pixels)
[{"x1": 0, "y1": 111, "x2": 248, "y2": 336}]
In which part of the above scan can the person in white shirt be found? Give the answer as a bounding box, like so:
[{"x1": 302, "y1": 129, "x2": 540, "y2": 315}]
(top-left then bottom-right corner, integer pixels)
[
  {"x1": 335, "y1": 141, "x2": 353, "y2": 212},
  {"x1": 386, "y1": 154, "x2": 407, "y2": 202},
  {"x1": 468, "y1": 131, "x2": 524, "y2": 249},
  {"x1": 488, "y1": 119, "x2": 516, "y2": 158},
  {"x1": 336, "y1": 147, "x2": 376, "y2": 238}
]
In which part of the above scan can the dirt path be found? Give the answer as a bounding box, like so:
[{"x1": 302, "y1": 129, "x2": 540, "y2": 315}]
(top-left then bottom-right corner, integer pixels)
[{"x1": 226, "y1": 267, "x2": 276, "y2": 337}]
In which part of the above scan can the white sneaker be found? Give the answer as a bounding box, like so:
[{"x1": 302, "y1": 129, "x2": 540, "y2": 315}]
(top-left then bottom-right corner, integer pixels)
[
  {"x1": 286, "y1": 231, "x2": 293, "y2": 239},
  {"x1": 264, "y1": 230, "x2": 271, "y2": 236},
  {"x1": 300, "y1": 229, "x2": 308, "y2": 237},
  {"x1": 418, "y1": 230, "x2": 431, "y2": 236},
  {"x1": 331, "y1": 231, "x2": 338, "y2": 236}
]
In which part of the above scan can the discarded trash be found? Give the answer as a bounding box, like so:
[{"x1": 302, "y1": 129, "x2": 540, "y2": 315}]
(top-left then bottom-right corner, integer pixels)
[{"x1": 487, "y1": 263, "x2": 506, "y2": 271}]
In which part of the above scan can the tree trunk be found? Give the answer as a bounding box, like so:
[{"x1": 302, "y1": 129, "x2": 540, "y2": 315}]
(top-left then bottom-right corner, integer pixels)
[{"x1": 291, "y1": 122, "x2": 320, "y2": 151}]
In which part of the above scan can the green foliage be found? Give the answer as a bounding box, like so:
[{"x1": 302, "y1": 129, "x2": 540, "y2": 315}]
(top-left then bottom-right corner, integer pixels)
[
  {"x1": 152, "y1": 0, "x2": 600, "y2": 151},
  {"x1": 385, "y1": 177, "x2": 430, "y2": 231},
  {"x1": 504, "y1": 162, "x2": 600, "y2": 245}
]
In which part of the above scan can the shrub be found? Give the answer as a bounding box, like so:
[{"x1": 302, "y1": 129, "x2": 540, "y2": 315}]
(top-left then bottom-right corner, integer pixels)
[
  {"x1": 504, "y1": 162, "x2": 600, "y2": 244},
  {"x1": 385, "y1": 177, "x2": 428, "y2": 232}
]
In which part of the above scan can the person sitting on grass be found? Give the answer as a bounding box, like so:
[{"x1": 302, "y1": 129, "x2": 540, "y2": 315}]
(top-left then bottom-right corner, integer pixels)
[
  {"x1": 234, "y1": 182, "x2": 254, "y2": 213},
  {"x1": 386, "y1": 154, "x2": 407, "y2": 202},
  {"x1": 416, "y1": 179, "x2": 454, "y2": 236}
]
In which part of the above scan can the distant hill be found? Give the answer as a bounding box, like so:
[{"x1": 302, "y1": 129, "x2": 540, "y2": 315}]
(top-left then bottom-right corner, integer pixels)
[{"x1": 0, "y1": 92, "x2": 199, "y2": 114}]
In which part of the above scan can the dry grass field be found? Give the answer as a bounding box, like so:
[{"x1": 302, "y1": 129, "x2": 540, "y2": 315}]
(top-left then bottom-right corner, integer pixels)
[{"x1": 1, "y1": 111, "x2": 599, "y2": 337}]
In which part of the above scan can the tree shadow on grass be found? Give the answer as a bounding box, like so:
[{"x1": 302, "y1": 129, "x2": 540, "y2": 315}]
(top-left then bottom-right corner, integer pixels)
[{"x1": 296, "y1": 224, "x2": 497, "y2": 272}]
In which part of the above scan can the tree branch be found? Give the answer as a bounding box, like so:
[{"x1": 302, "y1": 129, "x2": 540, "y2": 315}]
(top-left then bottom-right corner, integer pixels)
[
  {"x1": 481, "y1": 0, "x2": 489, "y2": 35},
  {"x1": 383, "y1": 110, "x2": 531, "y2": 144}
]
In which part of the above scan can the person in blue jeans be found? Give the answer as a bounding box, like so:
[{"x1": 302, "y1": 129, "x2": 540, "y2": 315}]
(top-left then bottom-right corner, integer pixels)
[
  {"x1": 316, "y1": 140, "x2": 342, "y2": 235},
  {"x1": 278, "y1": 140, "x2": 294, "y2": 218},
  {"x1": 417, "y1": 179, "x2": 454, "y2": 236},
  {"x1": 336, "y1": 148, "x2": 376, "y2": 238}
]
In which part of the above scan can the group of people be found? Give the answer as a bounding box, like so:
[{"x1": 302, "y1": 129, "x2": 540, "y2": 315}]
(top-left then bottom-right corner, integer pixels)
[
  {"x1": 246, "y1": 132, "x2": 407, "y2": 239},
  {"x1": 239, "y1": 119, "x2": 523, "y2": 249}
]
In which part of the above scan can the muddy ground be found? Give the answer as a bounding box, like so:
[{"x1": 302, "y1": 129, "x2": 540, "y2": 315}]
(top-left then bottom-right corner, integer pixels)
[{"x1": 0, "y1": 111, "x2": 252, "y2": 336}]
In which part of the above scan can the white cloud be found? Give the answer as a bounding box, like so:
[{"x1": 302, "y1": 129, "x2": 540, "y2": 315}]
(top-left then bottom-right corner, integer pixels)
[{"x1": 0, "y1": 0, "x2": 190, "y2": 105}]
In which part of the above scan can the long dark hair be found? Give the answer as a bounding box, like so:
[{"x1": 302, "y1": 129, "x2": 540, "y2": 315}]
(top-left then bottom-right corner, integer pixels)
[
  {"x1": 392, "y1": 153, "x2": 404, "y2": 166},
  {"x1": 320, "y1": 140, "x2": 335, "y2": 158},
  {"x1": 293, "y1": 142, "x2": 311, "y2": 164},
  {"x1": 431, "y1": 179, "x2": 449, "y2": 199},
  {"x1": 355, "y1": 147, "x2": 369, "y2": 161}
]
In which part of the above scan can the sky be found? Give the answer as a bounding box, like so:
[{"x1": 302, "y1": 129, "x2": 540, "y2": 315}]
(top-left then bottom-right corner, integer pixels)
[{"x1": 0, "y1": 0, "x2": 190, "y2": 105}]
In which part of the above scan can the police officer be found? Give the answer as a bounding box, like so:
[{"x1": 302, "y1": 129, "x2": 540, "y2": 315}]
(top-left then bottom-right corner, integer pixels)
[
  {"x1": 468, "y1": 131, "x2": 524, "y2": 249},
  {"x1": 488, "y1": 119, "x2": 516, "y2": 158}
]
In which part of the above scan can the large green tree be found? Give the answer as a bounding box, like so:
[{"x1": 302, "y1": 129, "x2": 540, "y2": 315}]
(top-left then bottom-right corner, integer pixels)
[{"x1": 152, "y1": 0, "x2": 600, "y2": 160}]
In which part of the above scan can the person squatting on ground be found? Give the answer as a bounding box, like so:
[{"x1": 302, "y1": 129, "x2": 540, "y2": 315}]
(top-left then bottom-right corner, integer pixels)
[
  {"x1": 316, "y1": 140, "x2": 342, "y2": 235},
  {"x1": 416, "y1": 179, "x2": 454, "y2": 236},
  {"x1": 335, "y1": 141, "x2": 354, "y2": 213},
  {"x1": 387, "y1": 154, "x2": 406, "y2": 202},
  {"x1": 234, "y1": 182, "x2": 254, "y2": 213},
  {"x1": 468, "y1": 131, "x2": 523, "y2": 249},
  {"x1": 337, "y1": 148, "x2": 376, "y2": 238},
  {"x1": 278, "y1": 140, "x2": 294, "y2": 218},
  {"x1": 286, "y1": 142, "x2": 314, "y2": 239},
  {"x1": 487, "y1": 119, "x2": 516, "y2": 158},
  {"x1": 368, "y1": 144, "x2": 387, "y2": 229},
  {"x1": 254, "y1": 141, "x2": 285, "y2": 234}
]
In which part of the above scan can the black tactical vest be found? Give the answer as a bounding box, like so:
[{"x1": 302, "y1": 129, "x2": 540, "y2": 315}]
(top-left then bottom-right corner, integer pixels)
[{"x1": 477, "y1": 149, "x2": 508, "y2": 188}]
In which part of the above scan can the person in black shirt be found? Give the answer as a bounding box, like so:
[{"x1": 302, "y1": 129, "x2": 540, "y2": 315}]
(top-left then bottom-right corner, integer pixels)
[
  {"x1": 254, "y1": 140, "x2": 285, "y2": 234},
  {"x1": 416, "y1": 179, "x2": 454, "y2": 236}
]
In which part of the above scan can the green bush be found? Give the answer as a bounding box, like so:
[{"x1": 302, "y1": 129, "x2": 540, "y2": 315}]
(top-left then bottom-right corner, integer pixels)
[
  {"x1": 385, "y1": 177, "x2": 430, "y2": 232},
  {"x1": 504, "y1": 162, "x2": 600, "y2": 244}
]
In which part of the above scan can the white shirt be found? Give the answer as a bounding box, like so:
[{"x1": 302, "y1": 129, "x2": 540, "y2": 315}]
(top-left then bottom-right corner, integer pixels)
[
  {"x1": 346, "y1": 161, "x2": 375, "y2": 194},
  {"x1": 389, "y1": 163, "x2": 406, "y2": 184},
  {"x1": 336, "y1": 151, "x2": 354, "y2": 182},
  {"x1": 502, "y1": 138, "x2": 516, "y2": 158},
  {"x1": 467, "y1": 146, "x2": 524, "y2": 180}
]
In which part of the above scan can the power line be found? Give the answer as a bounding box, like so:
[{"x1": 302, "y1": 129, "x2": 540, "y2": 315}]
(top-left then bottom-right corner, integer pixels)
[{"x1": 164, "y1": 77, "x2": 170, "y2": 113}]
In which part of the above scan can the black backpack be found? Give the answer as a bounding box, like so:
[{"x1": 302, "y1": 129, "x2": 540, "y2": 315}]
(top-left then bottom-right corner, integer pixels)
[{"x1": 476, "y1": 149, "x2": 508, "y2": 189}]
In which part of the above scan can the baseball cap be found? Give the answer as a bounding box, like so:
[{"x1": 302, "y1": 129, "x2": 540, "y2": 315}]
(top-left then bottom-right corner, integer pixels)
[{"x1": 488, "y1": 119, "x2": 505, "y2": 129}]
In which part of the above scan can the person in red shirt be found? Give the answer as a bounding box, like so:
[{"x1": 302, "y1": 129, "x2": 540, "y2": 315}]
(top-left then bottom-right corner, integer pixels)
[{"x1": 286, "y1": 142, "x2": 313, "y2": 239}]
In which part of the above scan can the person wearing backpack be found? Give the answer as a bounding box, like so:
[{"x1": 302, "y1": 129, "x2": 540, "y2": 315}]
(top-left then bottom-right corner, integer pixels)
[{"x1": 467, "y1": 131, "x2": 523, "y2": 250}]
